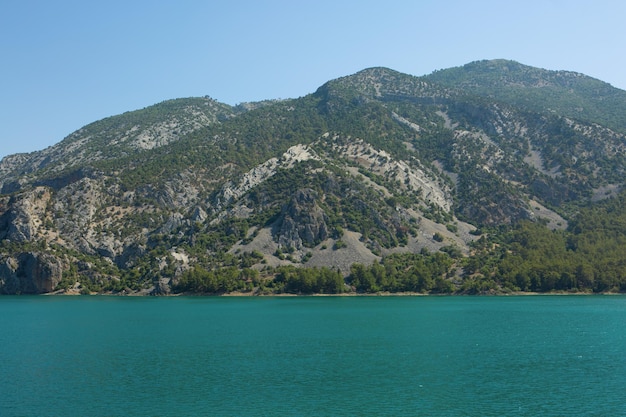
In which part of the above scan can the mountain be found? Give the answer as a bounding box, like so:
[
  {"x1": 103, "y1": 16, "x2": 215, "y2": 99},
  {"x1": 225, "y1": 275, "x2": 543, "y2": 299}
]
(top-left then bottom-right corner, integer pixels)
[
  {"x1": 427, "y1": 59, "x2": 626, "y2": 133},
  {"x1": 1, "y1": 60, "x2": 625, "y2": 295}
]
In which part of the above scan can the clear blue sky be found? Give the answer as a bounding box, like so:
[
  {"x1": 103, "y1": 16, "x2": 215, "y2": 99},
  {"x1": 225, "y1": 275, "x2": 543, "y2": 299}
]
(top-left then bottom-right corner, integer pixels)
[{"x1": 2, "y1": 0, "x2": 625, "y2": 159}]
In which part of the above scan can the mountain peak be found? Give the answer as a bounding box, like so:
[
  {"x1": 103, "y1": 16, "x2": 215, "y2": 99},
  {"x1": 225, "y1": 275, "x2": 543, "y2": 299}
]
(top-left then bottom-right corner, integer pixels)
[
  {"x1": 426, "y1": 59, "x2": 626, "y2": 133},
  {"x1": 315, "y1": 65, "x2": 438, "y2": 104}
]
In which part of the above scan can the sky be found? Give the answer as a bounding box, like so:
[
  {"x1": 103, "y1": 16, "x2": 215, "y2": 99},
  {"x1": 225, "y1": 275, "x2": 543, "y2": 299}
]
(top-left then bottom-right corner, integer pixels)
[{"x1": 2, "y1": 0, "x2": 625, "y2": 159}]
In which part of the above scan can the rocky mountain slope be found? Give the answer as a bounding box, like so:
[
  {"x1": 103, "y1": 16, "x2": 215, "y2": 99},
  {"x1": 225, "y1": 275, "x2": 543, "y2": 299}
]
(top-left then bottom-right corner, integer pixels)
[{"x1": 1, "y1": 60, "x2": 625, "y2": 294}]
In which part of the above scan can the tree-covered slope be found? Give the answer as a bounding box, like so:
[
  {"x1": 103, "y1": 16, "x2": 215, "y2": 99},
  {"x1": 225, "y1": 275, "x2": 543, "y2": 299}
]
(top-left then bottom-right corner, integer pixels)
[
  {"x1": 1, "y1": 60, "x2": 625, "y2": 295},
  {"x1": 0, "y1": 97, "x2": 237, "y2": 193},
  {"x1": 425, "y1": 59, "x2": 626, "y2": 133}
]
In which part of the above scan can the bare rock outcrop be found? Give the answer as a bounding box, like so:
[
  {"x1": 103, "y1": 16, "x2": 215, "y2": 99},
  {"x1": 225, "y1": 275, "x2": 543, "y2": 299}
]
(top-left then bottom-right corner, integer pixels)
[
  {"x1": 0, "y1": 188, "x2": 51, "y2": 242},
  {"x1": 275, "y1": 189, "x2": 330, "y2": 250},
  {"x1": 151, "y1": 278, "x2": 172, "y2": 295},
  {"x1": 0, "y1": 252, "x2": 63, "y2": 294}
]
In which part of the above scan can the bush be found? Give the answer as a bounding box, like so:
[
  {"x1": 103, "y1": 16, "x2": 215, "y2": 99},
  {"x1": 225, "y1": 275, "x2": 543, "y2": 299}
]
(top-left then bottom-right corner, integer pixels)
[{"x1": 333, "y1": 240, "x2": 347, "y2": 250}]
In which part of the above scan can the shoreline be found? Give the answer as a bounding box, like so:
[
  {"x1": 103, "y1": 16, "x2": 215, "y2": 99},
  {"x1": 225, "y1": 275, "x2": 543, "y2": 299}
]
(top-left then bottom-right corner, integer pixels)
[{"x1": 43, "y1": 289, "x2": 624, "y2": 297}]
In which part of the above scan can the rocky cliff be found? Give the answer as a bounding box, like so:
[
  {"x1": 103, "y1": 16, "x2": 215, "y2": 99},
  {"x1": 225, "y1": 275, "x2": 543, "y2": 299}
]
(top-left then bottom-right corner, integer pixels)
[{"x1": 0, "y1": 251, "x2": 63, "y2": 294}]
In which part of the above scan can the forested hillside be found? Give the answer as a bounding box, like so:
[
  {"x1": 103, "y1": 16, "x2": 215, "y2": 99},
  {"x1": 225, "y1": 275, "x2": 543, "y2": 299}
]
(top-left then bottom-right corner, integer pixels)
[{"x1": 1, "y1": 60, "x2": 625, "y2": 295}]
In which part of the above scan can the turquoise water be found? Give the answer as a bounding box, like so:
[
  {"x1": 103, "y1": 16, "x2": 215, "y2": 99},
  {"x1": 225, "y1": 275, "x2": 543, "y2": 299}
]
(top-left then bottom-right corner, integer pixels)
[{"x1": 0, "y1": 296, "x2": 624, "y2": 416}]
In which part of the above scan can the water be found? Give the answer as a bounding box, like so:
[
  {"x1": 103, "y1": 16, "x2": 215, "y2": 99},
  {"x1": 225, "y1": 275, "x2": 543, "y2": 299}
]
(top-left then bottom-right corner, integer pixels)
[{"x1": 0, "y1": 295, "x2": 624, "y2": 416}]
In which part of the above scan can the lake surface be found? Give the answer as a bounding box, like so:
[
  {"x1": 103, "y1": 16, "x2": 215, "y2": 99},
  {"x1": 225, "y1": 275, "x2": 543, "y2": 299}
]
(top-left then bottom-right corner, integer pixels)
[{"x1": 0, "y1": 295, "x2": 624, "y2": 416}]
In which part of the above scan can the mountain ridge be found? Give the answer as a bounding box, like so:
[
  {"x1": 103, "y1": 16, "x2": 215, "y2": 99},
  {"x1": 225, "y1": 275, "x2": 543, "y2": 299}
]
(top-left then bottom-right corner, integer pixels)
[{"x1": 426, "y1": 59, "x2": 626, "y2": 133}]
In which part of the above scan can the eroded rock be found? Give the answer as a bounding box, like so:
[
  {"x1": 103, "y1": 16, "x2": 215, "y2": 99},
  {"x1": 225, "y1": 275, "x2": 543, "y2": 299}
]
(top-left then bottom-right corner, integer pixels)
[{"x1": 0, "y1": 252, "x2": 63, "y2": 294}]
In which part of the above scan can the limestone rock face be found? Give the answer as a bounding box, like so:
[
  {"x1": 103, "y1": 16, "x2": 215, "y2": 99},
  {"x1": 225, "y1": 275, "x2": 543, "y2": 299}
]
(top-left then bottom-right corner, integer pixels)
[
  {"x1": 276, "y1": 189, "x2": 329, "y2": 250},
  {"x1": 0, "y1": 252, "x2": 63, "y2": 294},
  {"x1": 151, "y1": 278, "x2": 172, "y2": 296},
  {"x1": 0, "y1": 190, "x2": 47, "y2": 243}
]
